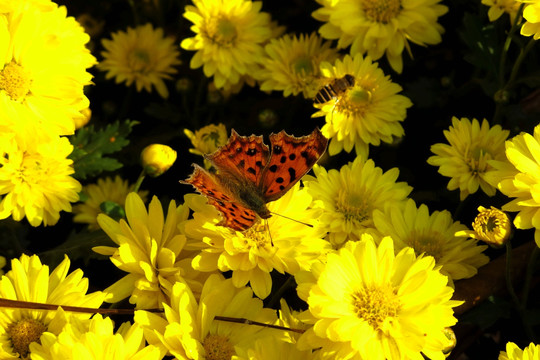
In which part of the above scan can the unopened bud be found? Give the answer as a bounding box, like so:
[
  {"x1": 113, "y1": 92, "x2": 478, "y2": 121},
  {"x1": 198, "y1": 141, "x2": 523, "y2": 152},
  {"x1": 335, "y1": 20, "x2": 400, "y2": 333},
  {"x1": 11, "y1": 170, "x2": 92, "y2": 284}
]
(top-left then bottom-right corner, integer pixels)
[
  {"x1": 456, "y1": 206, "x2": 512, "y2": 247},
  {"x1": 141, "y1": 144, "x2": 177, "y2": 177}
]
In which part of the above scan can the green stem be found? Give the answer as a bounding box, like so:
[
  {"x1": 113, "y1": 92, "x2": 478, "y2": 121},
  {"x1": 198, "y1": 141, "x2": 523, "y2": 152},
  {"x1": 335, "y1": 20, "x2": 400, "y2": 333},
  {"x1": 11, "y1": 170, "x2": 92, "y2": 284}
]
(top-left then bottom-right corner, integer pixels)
[
  {"x1": 266, "y1": 275, "x2": 295, "y2": 309},
  {"x1": 127, "y1": 0, "x2": 140, "y2": 25},
  {"x1": 493, "y1": 4, "x2": 526, "y2": 124},
  {"x1": 506, "y1": 37, "x2": 537, "y2": 90},
  {"x1": 522, "y1": 245, "x2": 540, "y2": 309},
  {"x1": 506, "y1": 241, "x2": 537, "y2": 342},
  {"x1": 132, "y1": 170, "x2": 146, "y2": 193}
]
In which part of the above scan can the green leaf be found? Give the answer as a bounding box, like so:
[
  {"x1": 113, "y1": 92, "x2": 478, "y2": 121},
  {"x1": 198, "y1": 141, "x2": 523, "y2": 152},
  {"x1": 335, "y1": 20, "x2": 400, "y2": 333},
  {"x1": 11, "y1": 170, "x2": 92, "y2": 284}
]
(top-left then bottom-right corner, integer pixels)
[
  {"x1": 38, "y1": 229, "x2": 116, "y2": 268},
  {"x1": 460, "y1": 12, "x2": 501, "y2": 81},
  {"x1": 69, "y1": 120, "x2": 138, "y2": 180}
]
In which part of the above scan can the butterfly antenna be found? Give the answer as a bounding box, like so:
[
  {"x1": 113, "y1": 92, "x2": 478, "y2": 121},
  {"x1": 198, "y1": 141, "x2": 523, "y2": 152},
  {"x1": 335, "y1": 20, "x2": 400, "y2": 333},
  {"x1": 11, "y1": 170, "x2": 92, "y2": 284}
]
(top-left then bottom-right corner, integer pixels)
[
  {"x1": 270, "y1": 212, "x2": 313, "y2": 228},
  {"x1": 265, "y1": 219, "x2": 274, "y2": 247}
]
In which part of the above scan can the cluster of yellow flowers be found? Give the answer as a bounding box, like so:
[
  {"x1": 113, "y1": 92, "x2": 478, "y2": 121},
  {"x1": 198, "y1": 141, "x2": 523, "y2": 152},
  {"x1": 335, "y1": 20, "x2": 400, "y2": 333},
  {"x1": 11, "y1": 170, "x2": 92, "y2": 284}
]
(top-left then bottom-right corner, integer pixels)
[
  {"x1": 0, "y1": 1, "x2": 94, "y2": 227},
  {"x1": 3, "y1": 0, "x2": 540, "y2": 359}
]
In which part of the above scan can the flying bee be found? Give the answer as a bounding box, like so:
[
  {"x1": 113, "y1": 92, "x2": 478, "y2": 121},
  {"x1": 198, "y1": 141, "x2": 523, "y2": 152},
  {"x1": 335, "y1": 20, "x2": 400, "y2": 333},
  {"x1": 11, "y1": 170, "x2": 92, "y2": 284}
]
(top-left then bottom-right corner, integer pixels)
[{"x1": 314, "y1": 74, "x2": 356, "y2": 104}]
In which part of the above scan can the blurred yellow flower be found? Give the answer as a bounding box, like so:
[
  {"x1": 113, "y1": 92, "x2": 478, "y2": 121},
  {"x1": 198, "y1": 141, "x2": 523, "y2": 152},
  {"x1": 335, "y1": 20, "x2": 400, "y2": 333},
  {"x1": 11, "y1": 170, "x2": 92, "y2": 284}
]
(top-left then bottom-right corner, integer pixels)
[
  {"x1": 312, "y1": 0, "x2": 448, "y2": 73},
  {"x1": 73, "y1": 176, "x2": 148, "y2": 231},
  {"x1": 0, "y1": 254, "x2": 104, "y2": 359},
  {"x1": 183, "y1": 184, "x2": 330, "y2": 299},
  {"x1": 0, "y1": 0, "x2": 95, "y2": 138},
  {"x1": 134, "y1": 274, "x2": 278, "y2": 359},
  {"x1": 373, "y1": 198, "x2": 490, "y2": 281},
  {"x1": 30, "y1": 314, "x2": 161, "y2": 360},
  {"x1": 185, "y1": 123, "x2": 229, "y2": 167},
  {"x1": 456, "y1": 206, "x2": 512, "y2": 247},
  {"x1": 482, "y1": 0, "x2": 521, "y2": 22},
  {"x1": 0, "y1": 131, "x2": 81, "y2": 227},
  {"x1": 499, "y1": 342, "x2": 540, "y2": 360},
  {"x1": 312, "y1": 54, "x2": 412, "y2": 157},
  {"x1": 98, "y1": 23, "x2": 181, "y2": 99},
  {"x1": 181, "y1": 0, "x2": 273, "y2": 90},
  {"x1": 141, "y1": 144, "x2": 177, "y2": 177},
  {"x1": 428, "y1": 117, "x2": 510, "y2": 200},
  {"x1": 256, "y1": 32, "x2": 340, "y2": 98},
  {"x1": 95, "y1": 193, "x2": 207, "y2": 309},
  {"x1": 295, "y1": 236, "x2": 461, "y2": 360},
  {"x1": 485, "y1": 124, "x2": 540, "y2": 247},
  {"x1": 519, "y1": 0, "x2": 540, "y2": 39},
  {"x1": 303, "y1": 156, "x2": 412, "y2": 247}
]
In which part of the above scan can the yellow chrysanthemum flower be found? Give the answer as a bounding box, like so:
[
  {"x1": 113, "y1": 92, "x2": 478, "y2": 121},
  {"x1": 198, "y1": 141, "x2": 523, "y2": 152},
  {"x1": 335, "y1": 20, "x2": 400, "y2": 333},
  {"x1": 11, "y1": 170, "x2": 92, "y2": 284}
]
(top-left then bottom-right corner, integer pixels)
[
  {"x1": 482, "y1": 0, "x2": 521, "y2": 22},
  {"x1": 183, "y1": 184, "x2": 331, "y2": 299},
  {"x1": 0, "y1": 131, "x2": 81, "y2": 227},
  {"x1": 295, "y1": 236, "x2": 461, "y2": 360},
  {"x1": 134, "y1": 274, "x2": 278, "y2": 359},
  {"x1": 0, "y1": 254, "x2": 104, "y2": 359},
  {"x1": 373, "y1": 198, "x2": 489, "y2": 281},
  {"x1": 73, "y1": 176, "x2": 148, "y2": 231},
  {"x1": 485, "y1": 124, "x2": 540, "y2": 247},
  {"x1": 180, "y1": 0, "x2": 273, "y2": 90},
  {"x1": 95, "y1": 192, "x2": 208, "y2": 309},
  {"x1": 98, "y1": 23, "x2": 181, "y2": 99},
  {"x1": 519, "y1": 0, "x2": 540, "y2": 40},
  {"x1": 312, "y1": 54, "x2": 412, "y2": 157},
  {"x1": 428, "y1": 117, "x2": 510, "y2": 201},
  {"x1": 303, "y1": 156, "x2": 412, "y2": 247},
  {"x1": 500, "y1": 342, "x2": 540, "y2": 360},
  {"x1": 255, "y1": 32, "x2": 340, "y2": 98},
  {"x1": 312, "y1": 0, "x2": 448, "y2": 73},
  {"x1": 184, "y1": 123, "x2": 228, "y2": 169},
  {"x1": 0, "y1": 0, "x2": 95, "y2": 138},
  {"x1": 30, "y1": 314, "x2": 161, "y2": 360},
  {"x1": 456, "y1": 206, "x2": 513, "y2": 247}
]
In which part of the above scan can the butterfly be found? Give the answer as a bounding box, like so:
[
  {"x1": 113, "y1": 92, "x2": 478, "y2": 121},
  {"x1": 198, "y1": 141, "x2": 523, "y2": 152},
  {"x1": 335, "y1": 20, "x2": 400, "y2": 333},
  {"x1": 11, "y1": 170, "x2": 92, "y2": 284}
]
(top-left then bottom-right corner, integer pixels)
[{"x1": 181, "y1": 128, "x2": 328, "y2": 231}]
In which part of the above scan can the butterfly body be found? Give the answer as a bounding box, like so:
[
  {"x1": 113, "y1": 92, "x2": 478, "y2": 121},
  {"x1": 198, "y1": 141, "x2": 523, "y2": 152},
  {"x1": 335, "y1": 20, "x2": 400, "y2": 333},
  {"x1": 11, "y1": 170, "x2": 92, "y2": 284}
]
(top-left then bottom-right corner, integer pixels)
[{"x1": 182, "y1": 128, "x2": 328, "y2": 231}]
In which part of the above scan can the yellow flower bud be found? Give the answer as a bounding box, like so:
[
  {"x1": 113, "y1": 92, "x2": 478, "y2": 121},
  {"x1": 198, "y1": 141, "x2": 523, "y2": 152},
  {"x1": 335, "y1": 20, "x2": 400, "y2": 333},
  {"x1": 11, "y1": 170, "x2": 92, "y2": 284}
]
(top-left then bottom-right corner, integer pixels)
[
  {"x1": 442, "y1": 327, "x2": 457, "y2": 355},
  {"x1": 457, "y1": 206, "x2": 512, "y2": 247},
  {"x1": 471, "y1": 206, "x2": 512, "y2": 246},
  {"x1": 74, "y1": 107, "x2": 91, "y2": 129},
  {"x1": 140, "y1": 144, "x2": 177, "y2": 177}
]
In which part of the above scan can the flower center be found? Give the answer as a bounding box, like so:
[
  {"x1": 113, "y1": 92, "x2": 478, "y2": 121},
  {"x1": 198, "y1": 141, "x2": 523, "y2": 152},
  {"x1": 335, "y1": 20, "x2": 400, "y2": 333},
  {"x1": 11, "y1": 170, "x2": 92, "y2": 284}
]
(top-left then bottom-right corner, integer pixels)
[
  {"x1": 8, "y1": 318, "x2": 47, "y2": 359},
  {"x1": 336, "y1": 82, "x2": 376, "y2": 117},
  {"x1": 0, "y1": 62, "x2": 32, "y2": 102},
  {"x1": 404, "y1": 230, "x2": 444, "y2": 261},
  {"x1": 352, "y1": 284, "x2": 400, "y2": 330},
  {"x1": 129, "y1": 48, "x2": 151, "y2": 73},
  {"x1": 207, "y1": 17, "x2": 237, "y2": 46},
  {"x1": 335, "y1": 189, "x2": 371, "y2": 224},
  {"x1": 203, "y1": 334, "x2": 236, "y2": 360},
  {"x1": 467, "y1": 147, "x2": 491, "y2": 176},
  {"x1": 292, "y1": 55, "x2": 314, "y2": 76},
  {"x1": 361, "y1": 0, "x2": 402, "y2": 23},
  {"x1": 243, "y1": 222, "x2": 271, "y2": 248}
]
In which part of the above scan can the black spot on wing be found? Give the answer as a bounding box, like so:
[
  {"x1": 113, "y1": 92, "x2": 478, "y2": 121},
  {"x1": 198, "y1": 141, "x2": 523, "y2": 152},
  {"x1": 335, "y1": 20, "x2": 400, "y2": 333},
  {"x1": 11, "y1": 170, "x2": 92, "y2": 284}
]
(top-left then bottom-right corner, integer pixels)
[
  {"x1": 269, "y1": 165, "x2": 278, "y2": 173},
  {"x1": 288, "y1": 167, "x2": 296, "y2": 182}
]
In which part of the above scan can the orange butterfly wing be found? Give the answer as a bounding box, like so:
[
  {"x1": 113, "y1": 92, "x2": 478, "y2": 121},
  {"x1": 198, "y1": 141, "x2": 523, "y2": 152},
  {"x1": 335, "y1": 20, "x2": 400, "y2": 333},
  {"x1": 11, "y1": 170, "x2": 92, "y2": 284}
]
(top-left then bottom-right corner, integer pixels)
[
  {"x1": 261, "y1": 128, "x2": 328, "y2": 202},
  {"x1": 205, "y1": 129, "x2": 270, "y2": 184},
  {"x1": 181, "y1": 164, "x2": 258, "y2": 231}
]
